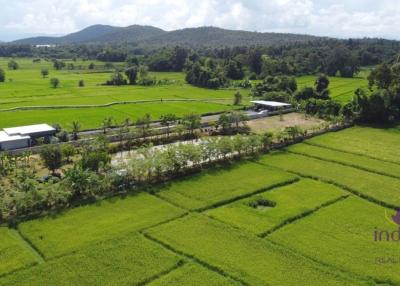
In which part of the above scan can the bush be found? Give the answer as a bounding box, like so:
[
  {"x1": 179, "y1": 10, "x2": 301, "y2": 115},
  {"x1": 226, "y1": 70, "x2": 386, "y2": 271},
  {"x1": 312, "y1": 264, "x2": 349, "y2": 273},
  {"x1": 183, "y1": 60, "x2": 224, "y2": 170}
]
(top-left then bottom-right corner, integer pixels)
[
  {"x1": 0, "y1": 68, "x2": 5, "y2": 82},
  {"x1": 8, "y1": 60, "x2": 19, "y2": 70},
  {"x1": 50, "y1": 78, "x2": 60, "y2": 88},
  {"x1": 40, "y1": 145, "x2": 63, "y2": 174}
]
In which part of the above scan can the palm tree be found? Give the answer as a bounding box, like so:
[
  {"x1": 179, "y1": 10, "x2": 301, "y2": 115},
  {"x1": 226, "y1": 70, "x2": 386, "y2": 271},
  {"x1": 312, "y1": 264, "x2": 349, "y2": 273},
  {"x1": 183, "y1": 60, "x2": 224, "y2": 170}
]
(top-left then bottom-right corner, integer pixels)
[
  {"x1": 102, "y1": 117, "x2": 114, "y2": 134},
  {"x1": 160, "y1": 113, "x2": 177, "y2": 139},
  {"x1": 71, "y1": 121, "x2": 81, "y2": 141},
  {"x1": 261, "y1": 132, "x2": 274, "y2": 151}
]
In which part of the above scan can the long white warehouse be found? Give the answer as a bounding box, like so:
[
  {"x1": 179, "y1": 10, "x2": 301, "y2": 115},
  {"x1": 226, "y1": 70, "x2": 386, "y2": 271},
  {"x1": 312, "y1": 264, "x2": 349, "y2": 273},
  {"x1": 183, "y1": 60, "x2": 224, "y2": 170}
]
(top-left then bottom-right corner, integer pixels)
[{"x1": 0, "y1": 124, "x2": 56, "y2": 151}]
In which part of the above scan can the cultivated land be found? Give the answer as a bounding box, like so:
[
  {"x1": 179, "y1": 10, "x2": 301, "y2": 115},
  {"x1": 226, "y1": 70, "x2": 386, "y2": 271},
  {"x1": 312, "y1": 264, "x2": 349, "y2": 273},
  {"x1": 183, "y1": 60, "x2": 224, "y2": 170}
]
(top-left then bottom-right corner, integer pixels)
[
  {"x1": 268, "y1": 197, "x2": 400, "y2": 284},
  {"x1": 205, "y1": 179, "x2": 347, "y2": 235},
  {"x1": 297, "y1": 74, "x2": 369, "y2": 103},
  {"x1": 1, "y1": 125, "x2": 400, "y2": 284},
  {"x1": 0, "y1": 58, "x2": 369, "y2": 130},
  {"x1": 0, "y1": 56, "x2": 397, "y2": 285},
  {"x1": 17, "y1": 192, "x2": 185, "y2": 259},
  {"x1": 155, "y1": 161, "x2": 298, "y2": 211},
  {"x1": 0, "y1": 58, "x2": 246, "y2": 130}
]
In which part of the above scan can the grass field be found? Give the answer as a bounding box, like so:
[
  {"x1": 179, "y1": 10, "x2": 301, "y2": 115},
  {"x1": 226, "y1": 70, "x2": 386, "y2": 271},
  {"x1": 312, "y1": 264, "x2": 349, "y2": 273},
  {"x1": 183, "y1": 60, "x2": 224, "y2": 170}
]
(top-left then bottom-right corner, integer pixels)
[
  {"x1": 0, "y1": 101, "x2": 238, "y2": 131},
  {"x1": 0, "y1": 57, "x2": 368, "y2": 130},
  {"x1": 305, "y1": 126, "x2": 400, "y2": 164},
  {"x1": 297, "y1": 75, "x2": 369, "y2": 103},
  {"x1": 0, "y1": 228, "x2": 40, "y2": 277},
  {"x1": 155, "y1": 161, "x2": 298, "y2": 210},
  {"x1": 148, "y1": 262, "x2": 240, "y2": 286},
  {"x1": 18, "y1": 192, "x2": 185, "y2": 258},
  {"x1": 258, "y1": 152, "x2": 400, "y2": 208},
  {"x1": 0, "y1": 234, "x2": 182, "y2": 286},
  {"x1": 145, "y1": 214, "x2": 366, "y2": 285},
  {"x1": 268, "y1": 197, "x2": 400, "y2": 285},
  {"x1": 0, "y1": 58, "x2": 246, "y2": 130},
  {"x1": 206, "y1": 179, "x2": 346, "y2": 235},
  {"x1": 288, "y1": 143, "x2": 400, "y2": 178}
]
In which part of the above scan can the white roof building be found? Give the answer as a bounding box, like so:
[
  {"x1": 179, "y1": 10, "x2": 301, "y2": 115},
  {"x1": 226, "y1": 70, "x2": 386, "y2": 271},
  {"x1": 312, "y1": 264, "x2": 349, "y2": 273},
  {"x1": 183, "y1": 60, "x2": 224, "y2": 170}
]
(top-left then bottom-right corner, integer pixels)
[
  {"x1": 251, "y1": 101, "x2": 292, "y2": 107},
  {"x1": 4, "y1": 124, "x2": 56, "y2": 137},
  {"x1": 0, "y1": 124, "x2": 56, "y2": 151}
]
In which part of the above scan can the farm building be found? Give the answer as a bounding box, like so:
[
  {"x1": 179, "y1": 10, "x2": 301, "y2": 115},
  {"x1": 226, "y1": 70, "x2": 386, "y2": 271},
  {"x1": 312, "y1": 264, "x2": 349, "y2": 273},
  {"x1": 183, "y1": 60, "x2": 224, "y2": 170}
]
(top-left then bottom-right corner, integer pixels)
[
  {"x1": 0, "y1": 124, "x2": 56, "y2": 151},
  {"x1": 251, "y1": 101, "x2": 292, "y2": 112}
]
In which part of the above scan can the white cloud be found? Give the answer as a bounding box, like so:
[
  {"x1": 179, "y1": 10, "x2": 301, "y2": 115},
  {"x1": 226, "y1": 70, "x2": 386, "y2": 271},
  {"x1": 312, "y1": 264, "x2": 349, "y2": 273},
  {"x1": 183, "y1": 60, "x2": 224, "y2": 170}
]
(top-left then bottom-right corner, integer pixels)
[{"x1": 1, "y1": 0, "x2": 400, "y2": 40}]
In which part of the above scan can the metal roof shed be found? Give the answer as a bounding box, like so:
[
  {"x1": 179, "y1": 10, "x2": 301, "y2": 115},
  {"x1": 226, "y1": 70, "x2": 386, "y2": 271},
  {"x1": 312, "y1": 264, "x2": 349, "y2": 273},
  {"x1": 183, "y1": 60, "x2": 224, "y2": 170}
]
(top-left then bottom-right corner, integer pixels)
[
  {"x1": 0, "y1": 131, "x2": 31, "y2": 151},
  {"x1": 4, "y1": 124, "x2": 56, "y2": 138},
  {"x1": 251, "y1": 101, "x2": 292, "y2": 107}
]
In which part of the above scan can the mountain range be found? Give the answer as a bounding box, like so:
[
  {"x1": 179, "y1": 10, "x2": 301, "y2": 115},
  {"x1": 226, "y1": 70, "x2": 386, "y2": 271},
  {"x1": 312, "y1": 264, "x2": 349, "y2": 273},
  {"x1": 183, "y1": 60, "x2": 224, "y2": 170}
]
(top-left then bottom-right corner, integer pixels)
[{"x1": 11, "y1": 25, "x2": 320, "y2": 47}]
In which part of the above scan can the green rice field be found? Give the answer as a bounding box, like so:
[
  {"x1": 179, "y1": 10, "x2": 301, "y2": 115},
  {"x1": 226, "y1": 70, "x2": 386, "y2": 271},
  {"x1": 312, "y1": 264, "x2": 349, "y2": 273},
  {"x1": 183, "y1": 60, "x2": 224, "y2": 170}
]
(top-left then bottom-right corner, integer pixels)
[
  {"x1": 205, "y1": 179, "x2": 346, "y2": 235},
  {"x1": 0, "y1": 58, "x2": 246, "y2": 130},
  {"x1": 297, "y1": 74, "x2": 369, "y2": 103},
  {"x1": 0, "y1": 60, "x2": 398, "y2": 286},
  {"x1": 0, "y1": 57, "x2": 368, "y2": 130},
  {"x1": 0, "y1": 125, "x2": 399, "y2": 285}
]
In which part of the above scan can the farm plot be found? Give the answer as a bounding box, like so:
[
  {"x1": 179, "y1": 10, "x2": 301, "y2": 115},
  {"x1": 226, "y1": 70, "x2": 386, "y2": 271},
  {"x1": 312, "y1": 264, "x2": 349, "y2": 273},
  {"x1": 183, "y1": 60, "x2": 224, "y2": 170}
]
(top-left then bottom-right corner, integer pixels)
[
  {"x1": 145, "y1": 214, "x2": 369, "y2": 286},
  {"x1": 306, "y1": 126, "x2": 400, "y2": 164},
  {"x1": 0, "y1": 228, "x2": 40, "y2": 277},
  {"x1": 18, "y1": 192, "x2": 185, "y2": 259},
  {"x1": 156, "y1": 161, "x2": 298, "y2": 210},
  {"x1": 0, "y1": 233, "x2": 182, "y2": 286},
  {"x1": 206, "y1": 179, "x2": 346, "y2": 235},
  {"x1": 297, "y1": 75, "x2": 368, "y2": 103},
  {"x1": 288, "y1": 143, "x2": 400, "y2": 179},
  {"x1": 0, "y1": 101, "x2": 237, "y2": 131},
  {"x1": 0, "y1": 58, "x2": 249, "y2": 130},
  {"x1": 258, "y1": 152, "x2": 400, "y2": 208},
  {"x1": 268, "y1": 197, "x2": 400, "y2": 285},
  {"x1": 148, "y1": 262, "x2": 240, "y2": 286}
]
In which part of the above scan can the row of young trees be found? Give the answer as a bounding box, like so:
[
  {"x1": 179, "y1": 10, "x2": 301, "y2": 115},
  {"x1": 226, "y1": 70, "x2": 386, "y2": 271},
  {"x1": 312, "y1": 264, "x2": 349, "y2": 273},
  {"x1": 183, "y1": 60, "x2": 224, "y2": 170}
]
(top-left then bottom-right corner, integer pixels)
[{"x1": 1, "y1": 127, "x2": 311, "y2": 223}]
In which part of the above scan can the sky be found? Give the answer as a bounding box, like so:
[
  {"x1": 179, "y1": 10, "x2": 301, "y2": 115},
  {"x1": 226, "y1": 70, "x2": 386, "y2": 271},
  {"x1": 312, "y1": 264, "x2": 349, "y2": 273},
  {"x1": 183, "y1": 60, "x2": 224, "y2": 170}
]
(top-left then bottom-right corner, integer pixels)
[{"x1": 1, "y1": 0, "x2": 400, "y2": 41}]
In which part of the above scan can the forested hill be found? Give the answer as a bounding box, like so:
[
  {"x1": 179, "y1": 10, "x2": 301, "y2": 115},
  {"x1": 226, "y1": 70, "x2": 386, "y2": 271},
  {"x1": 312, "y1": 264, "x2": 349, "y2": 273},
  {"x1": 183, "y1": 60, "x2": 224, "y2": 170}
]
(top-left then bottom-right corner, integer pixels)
[
  {"x1": 12, "y1": 25, "x2": 320, "y2": 47},
  {"x1": 12, "y1": 25, "x2": 167, "y2": 45}
]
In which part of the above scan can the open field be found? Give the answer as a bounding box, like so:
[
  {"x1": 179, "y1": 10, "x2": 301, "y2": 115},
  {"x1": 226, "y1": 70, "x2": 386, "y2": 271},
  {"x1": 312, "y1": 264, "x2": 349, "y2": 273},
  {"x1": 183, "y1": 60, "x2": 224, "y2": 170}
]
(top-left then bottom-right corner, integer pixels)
[
  {"x1": 305, "y1": 126, "x2": 400, "y2": 164},
  {"x1": 268, "y1": 197, "x2": 400, "y2": 284},
  {"x1": 206, "y1": 179, "x2": 346, "y2": 235},
  {"x1": 0, "y1": 234, "x2": 182, "y2": 286},
  {"x1": 145, "y1": 214, "x2": 365, "y2": 285},
  {"x1": 0, "y1": 57, "x2": 368, "y2": 130},
  {"x1": 248, "y1": 112, "x2": 325, "y2": 133},
  {"x1": 0, "y1": 58, "x2": 247, "y2": 130},
  {"x1": 258, "y1": 152, "x2": 400, "y2": 208},
  {"x1": 18, "y1": 192, "x2": 185, "y2": 258},
  {"x1": 297, "y1": 75, "x2": 369, "y2": 103},
  {"x1": 148, "y1": 262, "x2": 240, "y2": 286},
  {"x1": 0, "y1": 101, "x2": 238, "y2": 131},
  {"x1": 155, "y1": 161, "x2": 297, "y2": 210},
  {"x1": 1, "y1": 122, "x2": 400, "y2": 284},
  {"x1": 0, "y1": 228, "x2": 40, "y2": 277},
  {"x1": 288, "y1": 143, "x2": 400, "y2": 178}
]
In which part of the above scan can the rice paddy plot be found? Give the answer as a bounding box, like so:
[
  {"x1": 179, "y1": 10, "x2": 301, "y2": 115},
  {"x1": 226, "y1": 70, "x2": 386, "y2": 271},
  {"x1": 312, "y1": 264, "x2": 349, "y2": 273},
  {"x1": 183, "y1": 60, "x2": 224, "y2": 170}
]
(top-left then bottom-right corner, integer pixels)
[
  {"x1": 145, "y1": 214, "x2": 369, "y2": 285},
  {"x1": 18, "y1": 192, "x2": 185, "y2": 259},
  {"x1": 148, "y1": 262, "x2": 240, "y2": 286},
  {"x1": 268, "y1": 197, "x2": 400, "y2": 285},
  {"x1": 296, "y1": 75, "x2": 368, "y2": 103},
  {"x1": 0, "y1": 101, "x2": 237, "y2": 131},
  {"x1": 259, "y1": 152, "x2": 400, "y2": 208},
  {"x1": 0, "y1": 228, "x2": 40, "y2": 277},
  {"x1": 156, "y1": 161, "x2": 298, "y2": 211},
  {"x1": 306, "y1": 126, "x2": 400, "y2": 164},
  {"x1": 206, "y1": 179, "x2": 346, "y2": 235},
  {"x1": 288, "y1": 143, "x2": 400, "y2": 179},
  {"x1": 0, "y1": 233, "x2": 182, "y2": 286}
]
